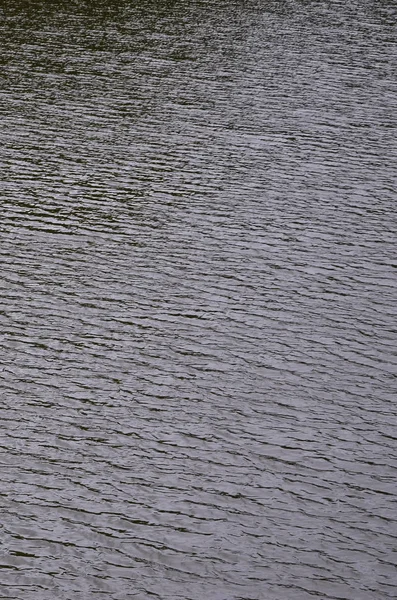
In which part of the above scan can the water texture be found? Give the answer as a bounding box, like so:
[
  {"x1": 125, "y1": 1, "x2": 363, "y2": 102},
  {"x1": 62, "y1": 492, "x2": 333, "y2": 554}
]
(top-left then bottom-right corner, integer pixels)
[{"x1": 0, "y1": 1, "x2": 396, "y2": 598}]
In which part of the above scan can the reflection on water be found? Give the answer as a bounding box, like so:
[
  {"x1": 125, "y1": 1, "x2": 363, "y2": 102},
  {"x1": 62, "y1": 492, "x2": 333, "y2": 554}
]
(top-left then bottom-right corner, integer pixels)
[{"x1": 1, "y1": 1, "x2": 396, "y2": 599}]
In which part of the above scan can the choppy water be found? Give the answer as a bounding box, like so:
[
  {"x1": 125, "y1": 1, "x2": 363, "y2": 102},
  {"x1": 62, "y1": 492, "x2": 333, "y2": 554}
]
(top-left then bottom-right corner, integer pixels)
[{"x1": 1, "y1": 1, "x2": 397, "y2": 599}]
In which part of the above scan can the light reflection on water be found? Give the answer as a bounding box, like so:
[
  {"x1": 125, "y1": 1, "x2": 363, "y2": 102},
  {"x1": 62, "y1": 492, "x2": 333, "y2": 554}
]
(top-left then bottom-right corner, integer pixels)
[{"x1": 1, "y1": 1, "x2": 396, "y2": 599}]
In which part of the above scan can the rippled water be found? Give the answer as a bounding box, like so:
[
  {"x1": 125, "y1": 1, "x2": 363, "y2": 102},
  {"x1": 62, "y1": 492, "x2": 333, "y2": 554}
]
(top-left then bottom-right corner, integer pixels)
[{"x1": 1, "y1": 1, "x2": 396, "y2": 598}]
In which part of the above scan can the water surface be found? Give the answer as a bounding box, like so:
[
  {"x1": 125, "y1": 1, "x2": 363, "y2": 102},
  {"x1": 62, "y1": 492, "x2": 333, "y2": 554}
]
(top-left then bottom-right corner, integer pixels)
[{"x1": 1, "y1": 1, "x2": 396, "y2": 599}]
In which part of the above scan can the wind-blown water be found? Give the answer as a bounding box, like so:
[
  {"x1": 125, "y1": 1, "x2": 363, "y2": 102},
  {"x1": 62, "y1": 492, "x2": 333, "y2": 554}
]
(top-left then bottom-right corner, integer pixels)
[{"x1": 1, "y1": 1, "x2": 396, "y2": 599}]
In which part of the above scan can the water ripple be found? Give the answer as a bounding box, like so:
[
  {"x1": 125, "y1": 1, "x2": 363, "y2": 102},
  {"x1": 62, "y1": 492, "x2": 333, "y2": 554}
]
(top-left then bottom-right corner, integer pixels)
[{"x1": 1, "y1": 0, "x2": 396, "y2": 599}]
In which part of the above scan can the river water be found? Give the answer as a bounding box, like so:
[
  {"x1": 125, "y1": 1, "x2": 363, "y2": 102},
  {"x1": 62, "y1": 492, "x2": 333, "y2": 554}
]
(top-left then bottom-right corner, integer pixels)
[{"x1": 1, "y1": 1, "x2": 396, "y2": 599}]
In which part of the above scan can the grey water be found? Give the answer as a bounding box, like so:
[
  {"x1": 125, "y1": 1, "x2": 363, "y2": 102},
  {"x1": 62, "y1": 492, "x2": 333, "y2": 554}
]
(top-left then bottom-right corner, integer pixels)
[{"x1": 1, "y1": 1, "x2": 396, "y2": 599}]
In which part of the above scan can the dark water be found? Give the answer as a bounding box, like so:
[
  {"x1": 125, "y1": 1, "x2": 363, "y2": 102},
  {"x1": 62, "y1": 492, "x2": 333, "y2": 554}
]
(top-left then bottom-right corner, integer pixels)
[{"x1": 1, "y1": 1, "x2": 397, "y2": 598}]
